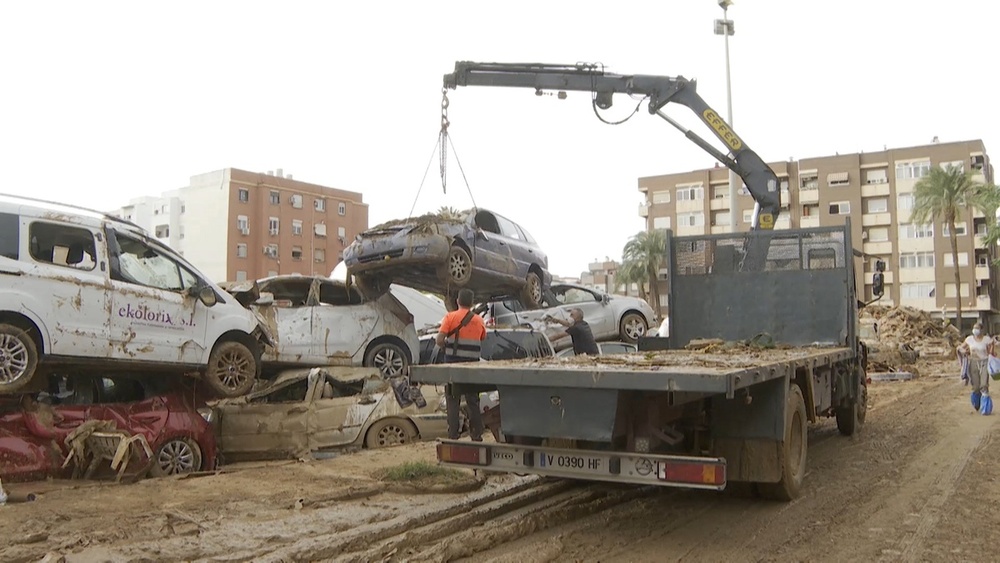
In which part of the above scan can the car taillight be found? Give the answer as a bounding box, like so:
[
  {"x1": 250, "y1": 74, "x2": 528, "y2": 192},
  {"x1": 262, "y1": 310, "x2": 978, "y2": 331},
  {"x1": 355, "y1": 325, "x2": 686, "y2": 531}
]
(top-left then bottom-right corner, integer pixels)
[
  {"x1": 437, "y1": 442, "x2": 489, "y2": 466},
  {"x1": 658, "y1": 461, "x2": 726, "y2": 486}
]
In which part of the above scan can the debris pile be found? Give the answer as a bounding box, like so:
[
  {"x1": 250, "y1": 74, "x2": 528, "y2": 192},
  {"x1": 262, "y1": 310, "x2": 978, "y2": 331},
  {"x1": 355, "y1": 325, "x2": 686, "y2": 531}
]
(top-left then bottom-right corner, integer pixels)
[
  {"x1": 860, "y1": 304, "x2": 962, "y2": 374},
  {"x1": 369, "y1": 208, "x2": 470, "y2": 233}
]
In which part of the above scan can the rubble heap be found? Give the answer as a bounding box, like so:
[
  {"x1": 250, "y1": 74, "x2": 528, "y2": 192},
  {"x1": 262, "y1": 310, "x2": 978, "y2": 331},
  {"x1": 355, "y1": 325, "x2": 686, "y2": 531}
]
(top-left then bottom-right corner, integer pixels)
[{"x1": 859, "y1": 304, "x2": 962, "y2": 374}]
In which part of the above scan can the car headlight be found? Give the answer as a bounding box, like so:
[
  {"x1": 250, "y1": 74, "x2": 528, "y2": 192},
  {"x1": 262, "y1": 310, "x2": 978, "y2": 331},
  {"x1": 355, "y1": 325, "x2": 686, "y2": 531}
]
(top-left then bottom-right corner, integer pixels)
[{"x1": 197, "y1": 407, "x2": 215, "y2": 423}]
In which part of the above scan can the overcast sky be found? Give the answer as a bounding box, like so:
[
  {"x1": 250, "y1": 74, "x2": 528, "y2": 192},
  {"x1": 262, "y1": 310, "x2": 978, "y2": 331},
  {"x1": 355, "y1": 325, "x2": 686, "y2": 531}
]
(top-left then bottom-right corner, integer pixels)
[{"x1": 2, "y1": 1, "x2": 997, "y2": 278}]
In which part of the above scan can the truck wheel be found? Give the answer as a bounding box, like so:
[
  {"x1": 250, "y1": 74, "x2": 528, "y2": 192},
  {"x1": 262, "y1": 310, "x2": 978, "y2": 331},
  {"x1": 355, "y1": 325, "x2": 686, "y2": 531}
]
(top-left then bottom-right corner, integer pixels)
[
  {"x1": 836, "y1": 375, "x2": 867, "y2": 436},
  {"x1": 519, "y1": 272, "x2": 543, "y2": 309},
  {"x1": 0, "y1": 324, "x2": 39, "y2": 393},
  {"x1": 758, "y1": 384, "x2": 807, "y2": 501},
  {"x1": 205, "y1": 341, "x2": 257, "y2": 398}
]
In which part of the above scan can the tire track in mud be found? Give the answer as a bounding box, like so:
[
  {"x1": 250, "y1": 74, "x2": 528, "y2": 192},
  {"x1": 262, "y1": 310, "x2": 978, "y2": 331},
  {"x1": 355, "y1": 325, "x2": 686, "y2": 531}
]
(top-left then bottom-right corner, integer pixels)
[{"x1": 248, "y1": 478, "x2": 655, "y2": 563}]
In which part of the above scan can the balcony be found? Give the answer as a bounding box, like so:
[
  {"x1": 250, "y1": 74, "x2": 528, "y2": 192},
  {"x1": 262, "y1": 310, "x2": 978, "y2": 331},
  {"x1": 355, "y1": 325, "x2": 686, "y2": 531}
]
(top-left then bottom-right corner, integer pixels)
[
  {"x1": 898, "y1": 268, "x2": 936, "y2": 283},
  {"x1": 639, "y1": 203, "x2": 649, "y2": 217},
  {"x1": 976, "y1": 265, "x2": 991, "y2": 280},
  {"x1": 710, "y1": 226, "x2": 731, "y2": 235},
  {"x1": 799, "y1": 189, "x2": 819, "y2": 204},
  {"x1": 709, "y1": 197, "x2": 730, "y2": 211},
  {"x1": 863, "y1": 241, "x2": 892, "y2": 255},
  {"x1": 800, "y1": 215, "x2": 820, "y2": 228},
  {"x1": 900, "y1": 297, "x2": 936, "y2": 311},
  {"x1": 780, "y1": 189, "x2": 790, "y2": 208},
  {"x1": 676, "y1": 199, "x2": 704, "y2": 213},
  {"x1": 862, "y1": 213, "x2": 892, "y2": 227},
  {"x1": 861, "y1": 183, "x2": 891, "y2": 197},
  {"x1": 898, "y1": 237, "x2": 934, "y2": 252},
  {"x1": 895, "y1": 178, "x2": 917, "y2": 193},
  {"x1": 977, "y1": 295, "x2": 992, "y2": 310}
]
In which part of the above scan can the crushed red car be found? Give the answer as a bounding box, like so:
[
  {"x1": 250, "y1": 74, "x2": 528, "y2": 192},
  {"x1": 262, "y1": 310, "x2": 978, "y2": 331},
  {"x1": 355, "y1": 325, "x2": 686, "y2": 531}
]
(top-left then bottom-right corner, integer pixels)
[{"x1": 0, "y1": 374, "x2": 217, "y2": 483}]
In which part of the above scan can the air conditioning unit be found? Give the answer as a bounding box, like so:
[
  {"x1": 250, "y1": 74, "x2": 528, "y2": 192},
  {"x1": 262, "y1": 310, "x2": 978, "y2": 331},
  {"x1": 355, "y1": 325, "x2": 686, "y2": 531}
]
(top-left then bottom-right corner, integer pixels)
[
  {"x1": 263, "y1": 246, "x2": 278, "y2": 258},
  {"x1": 290, "y1": 194, "x2": 303, "y2": 208}
]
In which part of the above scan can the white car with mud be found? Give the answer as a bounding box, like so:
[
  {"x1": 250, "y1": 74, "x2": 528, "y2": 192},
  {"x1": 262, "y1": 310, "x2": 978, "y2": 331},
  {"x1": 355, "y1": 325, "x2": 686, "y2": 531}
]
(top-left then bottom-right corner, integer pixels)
[
  {"x1": 223, "y1": 275, "x2": 420, "y2": 379},
  {"x1": 0, "y1": 194, "x2": 272, "y2": 397}
]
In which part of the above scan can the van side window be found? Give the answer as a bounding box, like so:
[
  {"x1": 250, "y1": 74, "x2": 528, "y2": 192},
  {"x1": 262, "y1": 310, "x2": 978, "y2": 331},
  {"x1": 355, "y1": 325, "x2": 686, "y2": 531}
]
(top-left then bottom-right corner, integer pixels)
[
  {"x1": 112, "y1": 233, "x2": 196, "y2": 291},
  {"x1": 28, "y1": 222, "x2": 97, "y2": 270},
  {"x1": 0, "y1": 212, "x2": 17, "y2": 259}
]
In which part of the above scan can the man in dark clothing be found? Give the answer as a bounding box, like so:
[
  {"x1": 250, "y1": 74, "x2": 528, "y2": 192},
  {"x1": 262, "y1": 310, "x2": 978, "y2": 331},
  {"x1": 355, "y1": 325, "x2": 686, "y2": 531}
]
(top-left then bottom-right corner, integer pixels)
[
  {"x1": 436, "y1": 289, "x2": 487, "y2": 440},
  {"x1": 546, "y1": 308, "x2": 600, "y2": 355}
]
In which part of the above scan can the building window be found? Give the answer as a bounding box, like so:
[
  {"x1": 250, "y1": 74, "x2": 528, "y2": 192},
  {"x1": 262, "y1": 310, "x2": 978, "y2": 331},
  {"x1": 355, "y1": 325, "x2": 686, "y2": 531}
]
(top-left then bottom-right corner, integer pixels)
[
  {"x1": 866, "y1": 227, "x2": 889, "y2": 242},
  {"x1": 235, "y1": 270, "x2": 248, "y2": 281},
  {"x1": 939, "y1": 160, "x2": 964, "y2": 173},
  {"x1": 338, "y1": 202, "x2": 347, "y2": 216},
  {"x1": 802, "y1": 204, "x2": 819, "y2": 216},
  {"x1": 237, "y1": 215, "x2": 249, "y2": 235},
  {"x1": 710, "y1": 185, "x2": 728, "y2": 199},
  {"x1": 866, "y1": 198, "x2": 888, "y2": 213},
  {"x1": 945, "y1": 283, "x2": 971, "y2": 298},
  {"x1": 652, "y1": 191, "x2": 671, "y2": 204},
  {"x1": 899, "y1": 252, "x2": 935, "y2": 269},
  {"x1": 268, "y1": 217, "x2": 280, "y2": 236},
  {"x1": 895, "y1": 160, "x2": 931, "y2": 180},
  {"x1": 712, "y1": 211, "x2": 731, "y2": 226},
  {"x1": 292, "y1": 246, "x2": 303, "y2": 261},
  {"x1": 337, "y1": 226, "x2": 346, "y2": 239},
  {"x1": 972, "y1": 155, "x2": 986, "y2": 171},
  {"x1": 154, "y1": 225, "x2": 169, "y2": 238},
  {"x1": 779, "y1": 179, "x2": 790, "y2": 190},
  {"x1": 314, "y1": 248, "x2": 326, "y2": 262},
  {"x1": 897, "y1": 193, "x2": 915, "y2": 210},
  {"x1": 865, "y1": 169, "x2": 888, "y2": 185},
  {"x1": 676, "y1": 186, "x2": 704, "y2": 201},
  {"x1": 944, "y1": 252, "x2": 970, "y2": 267},
  {"x1": 942, "y1": 222, "x2": 968, "y2": 237},
  {"x1": 236, "y1": 243, "x2": 247, "y2": 258},
  {"x1": 265, "y1": 244, "x2": 278, "y2": 259},
  {"x1": 800, "y1": 175, "x2": 818, "y2": 190},
  {"x1": 828, "y1": 201, "x2": 850, "y2": 215},
  {"x1": 315, "y1": 198, "x2": 325, "y2": 212},
  {"x1": 652, "y1": 216, "x2": 671, "y2": 230},
  {"x1": 270, "y1": 191, "x2": 280, "y2": 205},
  {"x1": 290, "y1": 194, "x2": 303, "y2": 208},
  {"x1": 238, "y1": 188, "x2": 249, "y2": 202},
  {"x1": 677, "y1": 212, "x2": 704, "y2": 227},
  {"x1": 899, "y1": 223, "x2": 933, "y2": 239},
  {"x1": 178, "y1": 226, "x2": 185, "y2": 240},
  {"x1": 827, "y1": 172, "x2": 850, "y2": 187},
  {"x1": 292, "y1": 220, "x2": 303, "y2": 236},
  {"x1": 742, "y1": 210, "x2": 755, "y2": 223},
  {"x1": 901, "y1": 282, "x2": 935, "y2": 299}
]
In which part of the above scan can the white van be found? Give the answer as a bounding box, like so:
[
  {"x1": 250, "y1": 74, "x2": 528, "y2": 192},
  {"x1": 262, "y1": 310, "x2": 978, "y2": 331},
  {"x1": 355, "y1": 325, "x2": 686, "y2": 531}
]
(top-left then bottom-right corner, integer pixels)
[{"x1": 0, "y1": 194, "x2": 272, "y2": 397}]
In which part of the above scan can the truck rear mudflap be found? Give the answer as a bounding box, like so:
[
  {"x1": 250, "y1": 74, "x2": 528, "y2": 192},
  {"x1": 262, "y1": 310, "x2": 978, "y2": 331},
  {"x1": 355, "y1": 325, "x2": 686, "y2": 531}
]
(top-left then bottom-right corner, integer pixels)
[{"x1": 436, "y1": 440, "x2": 727, "y2": 490}]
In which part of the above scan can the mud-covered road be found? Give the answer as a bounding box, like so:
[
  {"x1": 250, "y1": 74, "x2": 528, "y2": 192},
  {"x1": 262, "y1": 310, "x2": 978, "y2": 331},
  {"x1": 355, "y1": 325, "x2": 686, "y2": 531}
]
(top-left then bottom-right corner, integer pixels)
[{"x1": 3, "y1": 374, "x2": 998, "y2": 563}]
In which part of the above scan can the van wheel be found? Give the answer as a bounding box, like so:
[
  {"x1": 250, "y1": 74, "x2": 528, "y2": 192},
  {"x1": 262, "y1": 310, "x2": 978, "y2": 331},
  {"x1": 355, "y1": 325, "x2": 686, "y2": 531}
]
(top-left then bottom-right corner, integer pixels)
[
  {"x1": 205, "y1": 341, "x2": 257, "y2": 398},
  {"x1": 0, "y1": 324, "x2": 39, "y2": 393},
  {"x1": 758, "y1": 384, "x2": 807, "y2": 501}
]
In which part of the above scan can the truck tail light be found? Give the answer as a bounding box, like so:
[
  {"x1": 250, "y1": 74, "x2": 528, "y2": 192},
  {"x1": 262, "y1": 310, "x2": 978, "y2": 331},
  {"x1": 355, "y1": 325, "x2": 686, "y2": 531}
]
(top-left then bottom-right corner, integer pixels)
[
  {"x1": 658, "y1": 461, "x2": 726, "y2": 486},
  {"x1": 437, "y1": 442, "x2": 489, "y2": 466}
]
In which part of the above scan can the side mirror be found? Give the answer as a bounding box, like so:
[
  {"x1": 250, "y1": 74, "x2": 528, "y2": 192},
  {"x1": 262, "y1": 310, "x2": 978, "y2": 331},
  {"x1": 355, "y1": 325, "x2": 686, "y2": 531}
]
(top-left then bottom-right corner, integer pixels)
[
  {"x1": 198, "y1": 286, "x2": 218, "y2": 307},
  {"x1": 476, "y1": 228, "x2": 490, "y2": 242},
  {"x1": 601, "y1": 294, "x2": 611, "y2": 304},
  {"x1": 872, "y1": 272, "x2": 885, "y2": 297}
]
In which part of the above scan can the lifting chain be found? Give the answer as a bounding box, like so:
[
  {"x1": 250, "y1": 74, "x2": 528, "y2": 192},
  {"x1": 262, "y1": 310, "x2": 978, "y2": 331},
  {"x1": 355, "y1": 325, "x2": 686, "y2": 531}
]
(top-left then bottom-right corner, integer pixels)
[{"x1": 439, "y1": 88, "x2": 450, "y2": 194}]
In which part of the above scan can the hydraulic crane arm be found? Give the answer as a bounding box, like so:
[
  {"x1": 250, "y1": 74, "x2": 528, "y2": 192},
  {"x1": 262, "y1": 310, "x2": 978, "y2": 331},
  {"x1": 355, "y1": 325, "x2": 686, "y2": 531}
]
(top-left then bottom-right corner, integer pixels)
[{"x1": 443, "y1": 61, "x2": 782, "y2": 233}]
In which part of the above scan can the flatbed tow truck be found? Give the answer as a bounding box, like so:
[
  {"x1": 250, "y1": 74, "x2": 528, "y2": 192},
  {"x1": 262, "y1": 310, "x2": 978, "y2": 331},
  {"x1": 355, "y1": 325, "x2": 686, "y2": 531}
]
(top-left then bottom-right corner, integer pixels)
[{"x1": 410, "y1": 62, "x2": 885, "y2": 501}]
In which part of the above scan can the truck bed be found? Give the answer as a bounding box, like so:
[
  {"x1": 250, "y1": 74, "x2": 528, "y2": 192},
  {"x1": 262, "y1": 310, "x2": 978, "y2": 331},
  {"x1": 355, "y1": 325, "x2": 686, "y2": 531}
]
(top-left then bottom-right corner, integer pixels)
[{"x1": 411, "y1": 346, "x2": 854, "y2": 398}]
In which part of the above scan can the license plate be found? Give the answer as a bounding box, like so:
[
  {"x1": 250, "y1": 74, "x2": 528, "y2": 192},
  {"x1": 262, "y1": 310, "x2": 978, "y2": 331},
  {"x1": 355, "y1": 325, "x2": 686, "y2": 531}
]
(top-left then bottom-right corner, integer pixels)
[{"x1": 537, "y1": 451, "x2": 606, "y2": 474}]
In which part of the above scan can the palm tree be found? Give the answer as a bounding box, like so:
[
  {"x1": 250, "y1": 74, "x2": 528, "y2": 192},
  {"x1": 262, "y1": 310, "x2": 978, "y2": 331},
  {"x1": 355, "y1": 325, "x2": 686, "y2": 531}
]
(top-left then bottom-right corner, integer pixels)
[
  {"x1": 615, "y1": 259, "x2": 647, "y2": 301},
  {"x1": 621, "y1": 229, "x2": 667, "y2": 316},
  {"x1": 975, "y1": 182, "x2": 1000, "y2": 259},
  {"x1": 910, "y1": 165, "x2": 988, "y2": 328}
]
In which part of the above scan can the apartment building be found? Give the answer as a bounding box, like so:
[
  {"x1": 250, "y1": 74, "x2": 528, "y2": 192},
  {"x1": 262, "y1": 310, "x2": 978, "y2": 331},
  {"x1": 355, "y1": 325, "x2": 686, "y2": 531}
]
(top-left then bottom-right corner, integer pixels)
[
  {"x1": 639, "y1": 139, "x2": 996, "y2": 328},
  {"x1": 116, "y1": 168, "x2": 368, "y2": 283}
]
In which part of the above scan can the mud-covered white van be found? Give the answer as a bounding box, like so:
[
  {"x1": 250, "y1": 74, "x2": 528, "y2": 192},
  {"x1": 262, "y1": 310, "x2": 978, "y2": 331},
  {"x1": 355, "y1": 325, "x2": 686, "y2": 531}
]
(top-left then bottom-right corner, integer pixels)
[{"x1": 0, "y1": 194, "x2": 272, "y2": 397}]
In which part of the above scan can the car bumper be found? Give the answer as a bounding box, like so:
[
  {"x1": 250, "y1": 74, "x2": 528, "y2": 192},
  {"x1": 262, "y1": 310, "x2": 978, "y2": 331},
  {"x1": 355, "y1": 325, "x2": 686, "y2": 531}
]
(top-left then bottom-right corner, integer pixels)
[{"x1": 344, "y1": 234, "x2": 451, "y2": 274}]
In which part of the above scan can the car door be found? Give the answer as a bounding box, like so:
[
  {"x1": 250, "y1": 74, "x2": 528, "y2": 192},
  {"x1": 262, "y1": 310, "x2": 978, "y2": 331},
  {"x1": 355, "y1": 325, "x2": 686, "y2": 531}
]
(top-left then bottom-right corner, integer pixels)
[
  {"x1": 309, "y1": 372, "x2": 382, "y2": 448},
  {"x1": 106, "y1": 228, "x2": 209, "y2": 364},
  {"x1": 552, "y1": 286, "x2": 612, "y2": 338},
  {"x1": 493, "y1": 213, "x2": 534, "y2": 278},
  {"x1": 312, "y1": 280, "x2": 379, "y2": 364},
  {"x1": 470, "y1": 211, "x2": 516, "y2": 278},
  {"x1": 17, "y1": 217, "x2": 112, "y2": 357},
  {"x1": 217, "y1": 376, "x2": 311, "y2": 458},
  {"x1": 257, "y1": 278, "x2": 314, "y2": 363}
]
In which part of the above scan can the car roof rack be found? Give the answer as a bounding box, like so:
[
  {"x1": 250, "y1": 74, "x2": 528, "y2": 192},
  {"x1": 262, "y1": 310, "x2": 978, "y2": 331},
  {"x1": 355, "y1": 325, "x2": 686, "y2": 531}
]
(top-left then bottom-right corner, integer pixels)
[{"x1": 0, "y1": 192, "x2": 144, "y2": 231}]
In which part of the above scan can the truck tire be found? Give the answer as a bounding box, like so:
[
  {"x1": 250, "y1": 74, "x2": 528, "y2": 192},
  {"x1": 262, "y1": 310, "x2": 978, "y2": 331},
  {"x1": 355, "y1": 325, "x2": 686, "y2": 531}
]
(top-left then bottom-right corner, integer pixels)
[
  {"x1": 836, "y1": 375, "x2": 867, "y2": 436},
  {"x1": 758, "y1": 384, "x2": 807, "y2": 501}
]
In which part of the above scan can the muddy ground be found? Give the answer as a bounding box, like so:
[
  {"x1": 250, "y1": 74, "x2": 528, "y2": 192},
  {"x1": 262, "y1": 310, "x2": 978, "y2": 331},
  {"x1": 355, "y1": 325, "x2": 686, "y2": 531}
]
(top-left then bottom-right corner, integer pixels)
[{"x1": 2, "y1": 365, "x2": 998, "y2": 563}]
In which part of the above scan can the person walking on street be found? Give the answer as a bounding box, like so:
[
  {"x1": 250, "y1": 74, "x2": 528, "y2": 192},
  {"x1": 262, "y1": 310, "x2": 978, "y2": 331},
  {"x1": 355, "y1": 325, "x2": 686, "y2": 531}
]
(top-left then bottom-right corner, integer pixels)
[
  {"x1": 958, "y1": 322, "x2": 993, "y2": 409},
  {"x1": 546, "y1": 308, "x2": 600, "y2": 356},
  {"x1": 436, "y1": 289, "x2": 486, "y2": 441}
]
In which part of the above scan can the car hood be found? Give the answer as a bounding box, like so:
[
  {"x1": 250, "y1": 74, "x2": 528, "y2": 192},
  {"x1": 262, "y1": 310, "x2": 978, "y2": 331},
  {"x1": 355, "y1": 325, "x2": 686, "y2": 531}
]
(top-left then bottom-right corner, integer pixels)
[{"x1": 217, "y1": 279, "x2": 276, "y2": 346}]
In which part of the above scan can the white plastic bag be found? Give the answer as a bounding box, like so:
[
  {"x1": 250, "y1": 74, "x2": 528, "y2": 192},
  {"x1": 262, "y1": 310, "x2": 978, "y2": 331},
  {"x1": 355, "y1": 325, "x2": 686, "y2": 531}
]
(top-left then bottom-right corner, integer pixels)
[{"x1": 989, "y1": 355, "x2": 1000, "y2": 378}]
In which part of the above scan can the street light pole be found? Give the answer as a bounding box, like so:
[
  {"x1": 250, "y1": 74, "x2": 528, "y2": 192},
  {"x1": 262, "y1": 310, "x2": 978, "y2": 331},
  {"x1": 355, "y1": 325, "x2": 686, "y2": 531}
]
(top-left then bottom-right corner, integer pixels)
[{"x1": 714, "y1": 0, "x2": 737, "y2": 232}]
